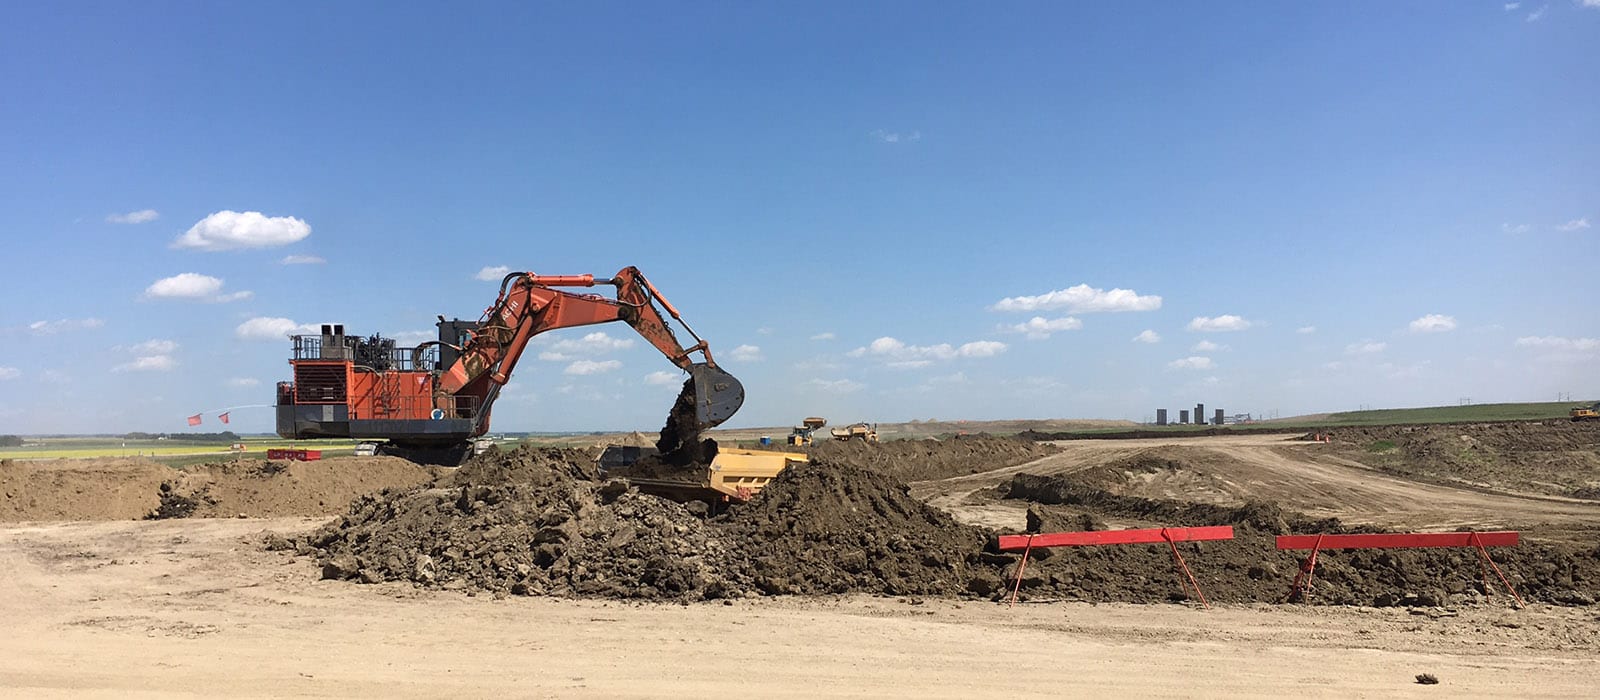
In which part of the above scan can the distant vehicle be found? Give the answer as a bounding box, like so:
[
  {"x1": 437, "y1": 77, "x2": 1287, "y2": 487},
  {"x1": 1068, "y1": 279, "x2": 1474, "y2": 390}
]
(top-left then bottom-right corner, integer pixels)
[
  {"x1": 830, "y1": 422, "x2": 879, "y2": 444},
  {"x1": 353, "y1": 442, "x2": 379, "y2": 457},
  {"x1": 787, "y1": 417, "x2": 827, "y2": 446},
  {"x1": 1572, "y1": 402, "x2": 1600, "y2": 422}
]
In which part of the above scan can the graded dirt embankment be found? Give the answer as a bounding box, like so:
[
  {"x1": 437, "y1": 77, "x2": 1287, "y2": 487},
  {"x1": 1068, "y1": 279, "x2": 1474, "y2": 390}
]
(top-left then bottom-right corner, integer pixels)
[{"x1": 1315, "y1": 421, "x2": 1600, "y2": 499}]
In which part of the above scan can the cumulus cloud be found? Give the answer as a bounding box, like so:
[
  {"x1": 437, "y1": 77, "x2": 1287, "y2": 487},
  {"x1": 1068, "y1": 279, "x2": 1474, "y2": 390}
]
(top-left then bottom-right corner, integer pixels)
[
  {"x1": 728, "y1": 344, "x2": 764, "y2": 362},
  {"x1": 173, "y1": 210, "x2": 311, "y2": 250},
  {"x1": 1004, "y1": 316, "x2": 1083, "y2": 340},
  {"x1": 127, "y1": 339, "x2": 178, "y2": 354},
  {"x1": 1297, "y1": 326, "x2": 1317, "y2": 335},
  {"x1": 806, "y1": 378, "x2": 863, "y2": 394},
  {"x1": 1345, "y1": 340, "x2": 1387, "y2": 355},
  {"x1": 809, "y1": 332, "x2": 836, "y2": 341},
  {"x1": 114, "y1": 355, "x2": 176, "y2": 372},
  {"x1": 1526, "y1": 5, "x2": 1546, "y2": 21},
  {"x1": 991, "y1": 284, "x2": 1161, "y2": 314},
  {"x1": 1407, "y1": 314, "x2": 1457, "y2": 333},
  {"x1": 1504, "y1": 1, "x2": 1520, "y2": 9},
  {"x1": 537, "y1": 332, "x2": 635, "y2": 362},
  {"x1": 28, "y1": 318, "x2": 104, "y2": 335},
  {"x1": 236, "y1": 317, "x2": 317, "y2": 341},
  {"x1": 1555, "y1": 218, "x2": 1590, "y2": 232},
  {"x1": 1187, "y1": 315, "x2": 1252, "y2": 332},
  {"x1": 1502, "y1": 223, "x2": 1530, "y2": 235},
  {"x1": 1191, "y1": 340, "x2": 1226, "y2": 352},
  {"x1": 1515, "y1": 336, "x2": 1599, "y2": 351},
  {"x1": 644, "y1": 370, "x2": 682, "y2": 386},
  {"x1": 0, "y1": 366, "x2": 19, "y2": 380},
  {"x1": 564, "y1": 359, "x2": 621, "y2": 375},
  {"x1": 475, "y1": 265, "x2": 511, "y2": 281},
  {"x1": 1132, "y1": 330, "x2": 1161, "y2": 344},
  {"x1": 142, "y1": 272, "x2": 252, "y2": 302},
  {"x1": 226, "y1": 377, "x2": 260, "y2": 388},
  {"x1": 280, "y1": 254, "x2": 326, "y2": 265},
  {"x1": 848, "y1": 336, "x2": 1008, "y2": 363},
  {"x1": 1167, "y1": 356, "x2": 1214, "y2": 370},
  {"x1": 106, "y1": 209, "x2": 159, "y2": 224}
]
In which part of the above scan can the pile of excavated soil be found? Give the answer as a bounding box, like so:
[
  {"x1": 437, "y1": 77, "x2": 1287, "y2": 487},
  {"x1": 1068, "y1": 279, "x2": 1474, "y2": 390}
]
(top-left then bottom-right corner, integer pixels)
[
  {"x1": 298, "y1": 446, "x2": 996, "y2": 600},
  {"x1": 1318, "y1": 421, "x2": 1600, "y2": 499},
  {"x1": 0, "y1": 456, "x2": 440, "y2": 522},
  {"x1": 1000, "y1": 472, "x2": 1600, "y2": 607},
  {"x1": 806, "y1": 435, "x2": 1057, "y2": 482}
]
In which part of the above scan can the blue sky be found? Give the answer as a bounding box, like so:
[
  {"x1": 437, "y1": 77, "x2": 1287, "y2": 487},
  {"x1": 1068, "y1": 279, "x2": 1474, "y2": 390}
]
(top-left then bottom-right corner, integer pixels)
[{"x1": 1, "y1": 2, "x2": 1596, "y2": 434}]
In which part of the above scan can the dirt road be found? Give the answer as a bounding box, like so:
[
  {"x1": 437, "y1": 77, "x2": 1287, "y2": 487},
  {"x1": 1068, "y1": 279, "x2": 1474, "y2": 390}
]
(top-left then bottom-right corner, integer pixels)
[
  {"x1": 2, "y1": 518, "x2": 1595, "y2": 698},
  {"x1": 913, "y1": 434, "x2": 1600, "y2": 533}
]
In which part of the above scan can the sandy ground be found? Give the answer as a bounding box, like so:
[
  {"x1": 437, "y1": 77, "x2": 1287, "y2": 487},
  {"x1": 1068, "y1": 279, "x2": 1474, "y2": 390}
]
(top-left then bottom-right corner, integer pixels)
[
  {"x1": 2, "y1": 517, "x2": 1596, "y2": 698},
  {"x1": 914, "y1": 434, "x2": 1600, "y2": 533}
]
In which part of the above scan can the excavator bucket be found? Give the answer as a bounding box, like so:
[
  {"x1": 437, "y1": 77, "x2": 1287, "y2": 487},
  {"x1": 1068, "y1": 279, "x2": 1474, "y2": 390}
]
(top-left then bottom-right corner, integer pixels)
[{"x1": 689, "y1": 363, "x2": 744, "y2": 428}]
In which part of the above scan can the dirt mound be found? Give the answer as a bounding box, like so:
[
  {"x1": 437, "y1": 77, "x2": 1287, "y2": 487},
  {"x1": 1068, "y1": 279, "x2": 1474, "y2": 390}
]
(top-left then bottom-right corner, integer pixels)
[
  {"x1": 999, "y1": 471, "x2": 1600, "y2": 607},
  {"x1": 715, "y1": 461, "x2": 995, "y2": 596},
  {"x1": 806, "y1": 434, "x2": 1056, "y2": 482},
  {"x1": 1324, "y1": 421, "x2": 1600, "y2": 499},
  {"x1": 298, "y1": 446, "x2": 999, "y2": 599},
  {"x1": 1, "y1": 456, "x2": 441, "y2": 522}
]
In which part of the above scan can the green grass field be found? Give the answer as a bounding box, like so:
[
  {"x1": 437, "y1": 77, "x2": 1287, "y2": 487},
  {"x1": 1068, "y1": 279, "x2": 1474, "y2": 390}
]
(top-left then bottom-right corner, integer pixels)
[{"x1": 1315, "y1": 401, "x2": 1587, "y2": 426}]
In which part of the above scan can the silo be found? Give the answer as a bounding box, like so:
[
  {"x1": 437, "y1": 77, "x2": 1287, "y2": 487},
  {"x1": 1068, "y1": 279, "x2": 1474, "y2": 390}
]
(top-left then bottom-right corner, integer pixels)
[
  {"x1": 1215, "y1": 408, "x2": 1225, "y2": 425},
  {"x1": 1156, "y1": 409, "x2": 1168, "y2": 426},
  {"x1": 1179, "y1": 409, "x2": 1190, "y2": 424},
  {"x1": 1196, "y1": 403, "x2": 1205, "y2": 425}
]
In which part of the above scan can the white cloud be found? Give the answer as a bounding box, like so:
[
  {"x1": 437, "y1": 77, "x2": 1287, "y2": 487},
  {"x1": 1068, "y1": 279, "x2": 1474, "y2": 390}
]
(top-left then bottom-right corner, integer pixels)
[
  {"x1": 127, "y1": 339, "x2": 178, "y2": 354},
  {"x1": 475, "y1": 265, "x2": 511, "y2": 281},
  {"x1": 280, "y1": 254, "x2": 326, "y2": 265},
  {"x1": 806, "y1": 378, "x2": 863, "y2": 394},
  {"x1": 1502, "y1": 222, "x2": 1530, "y2": 235},
  {"x1": 1191, "y1": 340, "x2": 1226, "y2": 352},
  {"x1": 1515, "y1": 336, "x2": 1599, "y2": 351},
  {"x1": 1187, "y1": 315, "x2": 1252, "y2": 332},
  {"x1": 1167, "y1": 356, "x2": 1214, "y2": 370},
  {"x1": 1296, "y1": 326, "x2": 1317, "y2": 335},
  {"x1": 756, "y1": 327, "x2": 774, "y2": 336},
  {"x1": 1583, "y1": 0, "x2": 1600, "y2": 8},
  {"x1": 991, "y1": 284, "x2": 1161, "y2": 314},
  {"x1": 174, "y1": 210, "x2": 311, "y2": 250},
  {"x1": 388, "y1": 330, "x2": 435, "y2": 345},
  {"x1": 1345, "y1": 340, "x2": 1387, "y2": 355},
  {"x1": 0, "y1": 366, "x2": 19, "y2": 380},
  {"x1": 644, "y1": 370, "x2": 682, "y2": 386},
  {"x1": 236, "y1": 317, "x2": 317, "y2": 341},
  {"x1": 728, "y1": 344, "x2": 764, "y2": 362},
  {"x1": 564, "y1": 359, "x2": 622, "y2": 375},
  {"x1": 1004, "y1": 316, "x2": 1083, "y2": 340},
  {"x1": 226, "y1": 377, "x2": 260, "y2": 388},
  {"x1": 848, "y1": 336, "x2": 1007, "y2": 362},
  {"x1": 809, "y1": 332, "x2": 836, "y2": 341},
  {"x1": 1132, "y1": 330, "x2": 1161, "y2": 344},
  {"x1": 114, "y1": 355, "x2": 176, "y2": 372},
  {"x1": 1503, "y1": 1, "x2": 1520, "y2": 9},
  {"x1": 1407, "y1": 314, "x2": 1457, "y2": 334},
  {"x1": 872, "y1": 129, "x2": 921, "y2": 143},
  {"x1": 28, "y1": 318, "x2": 104, "y2": 335},
  {"x1": 539, "y1": 332, "x2": 635, "y2": 361},
  {"x1": 106, "y1": 209, "x2": 159, "y2": 224},
  {"x1": 1526, "y1": 5, "x2": 1546, "y2": 21},
  {"x1": 142, "y1": 272, "x2": 252, "y2": 302},
  {"x1": 1555, "y1": 218, "x2": 1590, "y2": 232},
  {"x1": 887, "y1": 360, "x2": 935, "y2": 369}
]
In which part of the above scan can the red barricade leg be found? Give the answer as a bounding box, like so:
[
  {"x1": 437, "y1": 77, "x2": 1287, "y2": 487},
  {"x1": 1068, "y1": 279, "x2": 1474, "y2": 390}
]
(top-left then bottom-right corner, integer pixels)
[
  {"x1": 1162, "y1": 529, "x2": 1209, "y2": 609},
  {"x1": 1470, "y1": 532, "x2": 1526, "y2": 609},
  {"x1": 1008, "y1": 535, "x2": 1035, "y2": 608}
]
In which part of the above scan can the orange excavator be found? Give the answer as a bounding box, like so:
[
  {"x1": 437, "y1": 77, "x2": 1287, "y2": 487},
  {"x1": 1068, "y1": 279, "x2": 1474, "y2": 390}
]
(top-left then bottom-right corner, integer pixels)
[{"x1": 274, "y1": 267, "x2": 744, "y2": 463}]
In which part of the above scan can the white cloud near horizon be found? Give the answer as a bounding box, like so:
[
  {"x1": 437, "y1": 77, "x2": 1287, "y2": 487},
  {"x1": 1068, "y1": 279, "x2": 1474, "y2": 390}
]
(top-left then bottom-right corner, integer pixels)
[
  {"x1": 1555, "y1": 217, "x2": 1590, "y2": 232},
  {"x1": 1297, "y1": 326, "x2": 1317, "y2": 334},
  {"x1": 1004, "y1": 316, "x2": 1083, "y2": 340},
  {"x1": 127, "y1": 339, "x2": 178, "y2": 355},
  {"x1": 29, "y1": 318, "x2": 104, "y2": 335},
  {"x1": 1191, "y1": 340, "x2": 1226, "y2": 352},
  {"x1": 992, "y1": 284, "x2": 1161, "y2": 314},
  {"x1": 728, "y1": 344, "x2": 764, "y2": 362},
  {"x1": 806, "y1": 378, "x2": 864, "y2": 394},
  {"x1": 809, "y1": 332, "x2": 836, "y2": 341},
  {"x1": 226, "y1": 377, "x2": 260, "y2": 388},
  {"x1": 1187, "y1": 315, "x2": 1252, "y2": 332},
  {"x1": 280, "y1": 254, "x2": 326, "y2": 265},
  {"x1": 643, "y1": 370, "x2": 682, "y2": 386},
  {"x1": 113, "y1": 355, "x2": 176, "y2": 372},
  {"x1": 143, "y1": 272, "x2": 252, "y2": 302},
  {"x1": 538, "y1": 332, "x2": 635, "y2": 361},
  {"x1": 0, "y1": 366, "x2": 20, "y2": 380},
  {"x1": 564, "y1": 359, "x2": 622, "y2": 375},
  {"x1": 174, "y1": 211, "x2": 310, "y2": 250},
  {"x1": 848, "y1": 336, "x2": 1008, "y2": 362},
  {"x1": 236, "y1": 317, "x2": 317, "y2": 341},
  {"x1": 475, "y1": 265, "x2": 511, "y2": 281},
  {"x1": 1168, "y1": 356, "x2": 1214, "y2": 370},
  {"x1": 106, "y1": 209, "x2": 159, "y2": 224},
  {"x1": 1407, "y1": 314, "x2": 1457, "y2": 333},
  {"x1": 1133, "y1": 330, "x2": 1161, "y2": 344},
  {"x1": 1346, "y1": 340, "x2": 1387, "y2": 355},
  {"x1": 1515, "y1": 336, "x2": 1599, "y2": 351}
]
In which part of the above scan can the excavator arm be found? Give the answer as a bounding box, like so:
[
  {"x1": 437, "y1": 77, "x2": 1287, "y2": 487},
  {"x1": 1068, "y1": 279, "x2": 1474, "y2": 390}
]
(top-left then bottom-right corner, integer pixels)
[{"x1": 436, "y1": 267, "x2": 744, "y2": 442}]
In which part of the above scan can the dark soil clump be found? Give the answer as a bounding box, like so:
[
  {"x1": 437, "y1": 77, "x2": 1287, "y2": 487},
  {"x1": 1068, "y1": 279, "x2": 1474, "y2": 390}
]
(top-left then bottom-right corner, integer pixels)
[{"x1": 806, "y1": 434, "x2": 1057, "y2": 482}]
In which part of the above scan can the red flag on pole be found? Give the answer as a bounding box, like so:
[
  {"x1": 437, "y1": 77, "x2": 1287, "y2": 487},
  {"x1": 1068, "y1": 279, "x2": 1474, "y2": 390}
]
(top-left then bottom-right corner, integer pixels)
[
  {"x1": 219, "y1": 412, "x2": 231, "y2": 424},
  {"x1": 187, "y1": 414, "x2": 202, "y2": 426}
]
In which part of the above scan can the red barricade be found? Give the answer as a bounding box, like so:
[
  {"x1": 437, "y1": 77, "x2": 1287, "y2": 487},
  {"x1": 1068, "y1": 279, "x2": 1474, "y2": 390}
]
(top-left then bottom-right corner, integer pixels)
[
  {"x1": 1275, "y1": 531, "x2": 1523, "y2": 607},
  {"x1": 1000, "y1": 526, "x2": 1235, "y2": 608}
]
